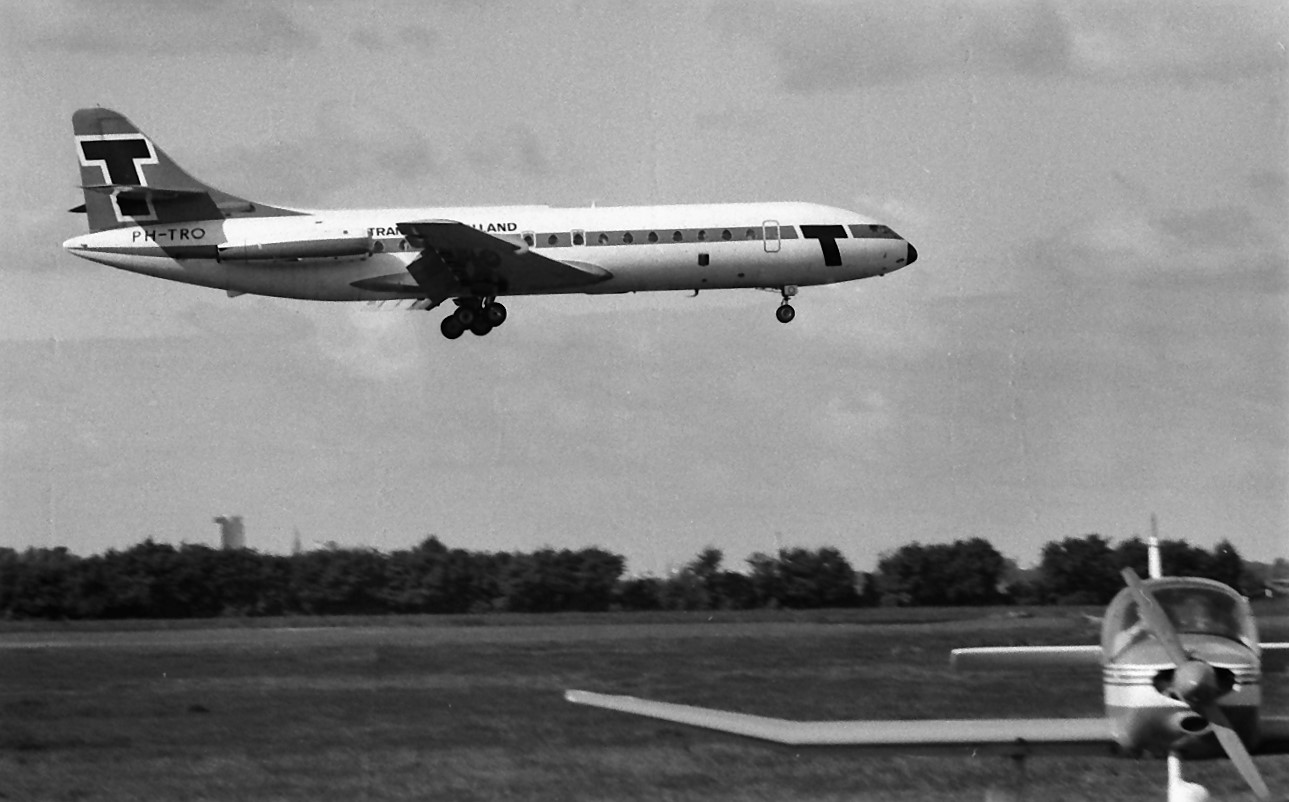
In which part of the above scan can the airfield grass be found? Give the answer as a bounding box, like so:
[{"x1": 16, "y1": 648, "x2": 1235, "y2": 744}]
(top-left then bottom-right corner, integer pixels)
[{"x1": 1, "y1": 605, "x2": 1287, "y2": 801}]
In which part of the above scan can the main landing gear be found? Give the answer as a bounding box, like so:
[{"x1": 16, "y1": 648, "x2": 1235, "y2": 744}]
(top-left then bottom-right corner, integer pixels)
[
  {"x1": 440, "y1": 298, "x2": 507, "y2": 339},
  {"x1": 775, "y1": 285, "x2": 798, "y2": 324}
]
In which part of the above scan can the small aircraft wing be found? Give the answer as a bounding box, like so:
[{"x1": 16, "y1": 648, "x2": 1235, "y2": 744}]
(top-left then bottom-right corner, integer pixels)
[
  {"x1": 1257, "y1": 717, "x2": 1289, "y2": 754},
  {"x1": 1261, "y1": 642, "x2": 1289, "y2": 674},
  {"x1": 565, "y1": 690, "x2": 1115, "y2": 757},
  {"x1": 950, "y1": 645, "x2": 1103, "y2": 670},
  {"x1": 395, "y1": 220, "x2": 612, "y2": 305}
]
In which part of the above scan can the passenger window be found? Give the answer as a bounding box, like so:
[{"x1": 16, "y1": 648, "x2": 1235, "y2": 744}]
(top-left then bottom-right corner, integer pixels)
[
  {"x1": 697, "y1": 229, "x2": 707, "y2": 241},
  {"x1": 523, "y1": 232, "x2": 535, "y2": 246},
  {"x1": 721, "y1": 229, "x2": 731, "y2": 241},
  {"x1": 572, "y1": 230, "x2": 585, "y2": 246},
  {"x1": 547, "y1": 234, "x2": 559, "y2": 246},
  {"x1": 622, "y1": 232, "x2": 634, "y2": 244},
  {"x1": 647, "y1": 231, "x2": 658, "y2": 243},
  {"x1": 373, "y1": 240, "x2": 384, "y2": 253},
  {"x1": 672, "y1": 231, "x2": 683, "y2": 242},
  {"x1": 598, "y1": 232, "x2": 609, "y2": 245},
  {"x1": 744, "y1": 228, "x2": 756, "y2": 240}
]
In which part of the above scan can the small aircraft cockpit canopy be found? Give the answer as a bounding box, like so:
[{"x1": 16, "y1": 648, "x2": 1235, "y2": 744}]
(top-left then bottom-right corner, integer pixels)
[{"x1": 1102, "y1": 578, "x2": 1258, "y2": 658}]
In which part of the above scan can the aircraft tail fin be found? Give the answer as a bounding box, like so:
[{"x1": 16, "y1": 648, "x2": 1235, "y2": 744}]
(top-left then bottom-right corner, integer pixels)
[{"x1": 71, "y1": 107, "x2": 301, "y2": 232}]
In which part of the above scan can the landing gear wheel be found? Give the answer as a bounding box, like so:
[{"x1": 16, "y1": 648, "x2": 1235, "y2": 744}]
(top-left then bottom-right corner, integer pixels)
[
  {"x1": 440, "y1": 316, "x2": 465, "y2": 339},
  {"x1": 484, "y1": 302, "x2": 507, "y2": 327},
  {"x1": 453, "y1": 305, "x2": 477, "y2": 326},
  {"x1": 469, "y1": 318, "x2": 494, "y2": 336},
  {"x1": 776, "y1": 304, "x2": 796, "y2": 324}
]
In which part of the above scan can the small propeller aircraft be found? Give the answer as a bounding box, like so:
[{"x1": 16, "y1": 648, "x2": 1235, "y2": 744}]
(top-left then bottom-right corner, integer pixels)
[{"x1": 567, "y1": 556, "x2": 1289, "y2": 800}]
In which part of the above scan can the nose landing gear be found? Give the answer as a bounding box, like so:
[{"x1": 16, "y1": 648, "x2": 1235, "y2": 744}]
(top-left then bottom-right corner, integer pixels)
[{"x1": 776, "y1": 285, "x2": 798, "y2": 324}]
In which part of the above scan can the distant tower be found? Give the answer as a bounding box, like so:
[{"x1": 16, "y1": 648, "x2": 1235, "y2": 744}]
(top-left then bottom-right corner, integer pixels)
[{"x1": 214, "y1": 515, "x2": 245, "y2": 550}]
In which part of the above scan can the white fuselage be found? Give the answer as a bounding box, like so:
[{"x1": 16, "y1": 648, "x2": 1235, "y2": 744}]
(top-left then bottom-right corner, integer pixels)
[{"x1": 62, "y1": 201, "x2": 914, "y2": 301}]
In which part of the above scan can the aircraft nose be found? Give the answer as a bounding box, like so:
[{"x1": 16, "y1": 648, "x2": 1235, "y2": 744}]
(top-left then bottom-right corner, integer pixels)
[{"x1": 906, "y1": 241, "x2": 918, "y2": 265}]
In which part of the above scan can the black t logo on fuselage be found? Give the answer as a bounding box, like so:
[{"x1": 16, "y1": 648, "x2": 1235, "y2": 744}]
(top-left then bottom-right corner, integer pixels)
[{"x1": 799, "y1": 224, "x2": 847, "y2": 267}]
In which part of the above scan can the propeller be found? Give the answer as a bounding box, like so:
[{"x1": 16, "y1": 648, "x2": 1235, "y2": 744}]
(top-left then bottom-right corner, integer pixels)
[
  {"x1": 1205, "y1": 704, "x2": 1269, "y2": 799},
  {"x1": 1120, "y1": 569, "x2": 1270, "y2": 799}
]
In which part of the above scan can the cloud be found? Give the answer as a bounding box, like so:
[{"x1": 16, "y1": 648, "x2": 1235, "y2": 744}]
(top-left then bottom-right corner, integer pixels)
[
  {"x1": 204, "y1": 106, "x2": 558, "y2": 206},
  {"x1": 811, "y1": 391, "x2": 895, "y2": 447},
  {"x1": 208, "y1": 108, "x2": 445, "y2": 206},
  {"x1": 712, "y1": 0, "x2": 1286, "y2": 92},
  {"x1": 1246, "y1": 169, "x2": 1288, "y2": 209},
  {"x1": 176, "y1": 297, "x2": 316, "y2": 344},
  {"x1": 1054, "y1": 1, "x2": 1287, "y2": 84},
  {"x1": 308, "y1": 305, "x2": 431, "y2": 381},
  {"x1": 349, "y1": 22, "x2": 440, "y2": 52},
  {"x1": 1030, "y1": 199, "x2": 1286, "y2": 292},
  {"x1": 12, "y1": 1, "x2": 318, "y2": 56},
  {"x1": 464, "y1": 125, "x2": 552, "y2": 177}
]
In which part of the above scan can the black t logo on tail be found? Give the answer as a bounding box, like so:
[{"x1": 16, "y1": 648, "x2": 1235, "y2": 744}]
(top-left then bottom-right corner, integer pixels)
[
  {"x1": 77, "y1": 136, "x2": 157, "y2": 220},
  {"x1": 79, "y1": 138, "x2": 153, "y2": 185},
  {"x1": 800, "y1": 224, "x2": 847, "y2": 267}
]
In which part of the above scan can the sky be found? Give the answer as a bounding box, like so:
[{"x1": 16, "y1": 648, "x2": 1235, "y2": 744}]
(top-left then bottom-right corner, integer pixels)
[{"x1": 1, "y1": 0, "x2": 1285, "y2": 574}]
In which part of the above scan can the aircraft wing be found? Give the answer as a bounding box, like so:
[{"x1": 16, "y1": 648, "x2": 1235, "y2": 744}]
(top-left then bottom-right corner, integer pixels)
[
  {"x1": 565, "y1": 690, "x2": 1115, "y2": 757},
  {"x1": 1257, "y1": 717, "x2": 1289, "y2": 754},
  {"x1": 1261, "y1": 642, "x2": 1289, "y2": 674},
  {"x1": 394, "y1": 220, "x2": 612, "y2": 305},
  {"x1": 951, "y1": 645, "x2": 1104, "y2": 670}
]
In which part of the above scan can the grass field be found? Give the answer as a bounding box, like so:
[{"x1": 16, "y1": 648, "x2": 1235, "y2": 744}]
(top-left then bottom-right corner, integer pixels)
[{"x1": 2, "y1": 605, "x2": 1287, "y2": 801}]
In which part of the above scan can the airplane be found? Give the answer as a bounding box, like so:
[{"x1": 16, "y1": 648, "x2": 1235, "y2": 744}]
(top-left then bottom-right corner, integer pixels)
[
  {"x1": 62, "y1": 108, "x2": 917, "y2": 340},
  {"x1": 567, "y1": 563, "x2": 1289, "y2": 801}
]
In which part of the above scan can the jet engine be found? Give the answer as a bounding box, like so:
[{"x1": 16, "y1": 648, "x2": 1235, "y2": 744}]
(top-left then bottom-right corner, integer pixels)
[{"x1": 217, "y1": 231, "x2": 374, "y2": 261}]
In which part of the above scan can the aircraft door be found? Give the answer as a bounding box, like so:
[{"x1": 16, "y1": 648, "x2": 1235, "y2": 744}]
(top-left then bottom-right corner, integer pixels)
[{"x1": 763, "y1": 220, "x2": 780, "y2": 253}]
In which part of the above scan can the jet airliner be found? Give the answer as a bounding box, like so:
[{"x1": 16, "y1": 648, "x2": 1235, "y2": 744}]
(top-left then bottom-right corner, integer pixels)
[{"x1": 63, "y1": 108, "x2": 917, "y2": 339}]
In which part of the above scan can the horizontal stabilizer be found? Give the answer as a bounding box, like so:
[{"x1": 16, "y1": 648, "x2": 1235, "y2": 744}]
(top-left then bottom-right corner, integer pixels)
[
  {"x1": 81, "y1": 184, "x2": 207, "y2": 200},
  {"x1": 565, "y1": 690, "x2": 1115, "y2": 756}
]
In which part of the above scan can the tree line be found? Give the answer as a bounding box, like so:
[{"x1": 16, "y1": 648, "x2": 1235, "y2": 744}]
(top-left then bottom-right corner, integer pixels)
[{"x1": 0, "y1": 533, "x2": 1278, "y2": 620}]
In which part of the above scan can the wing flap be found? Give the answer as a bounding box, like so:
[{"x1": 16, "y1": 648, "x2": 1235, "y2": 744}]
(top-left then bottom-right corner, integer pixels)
[
  {"x1": 951, "y1": 645, "x2": 1104, "y2": 671},
  {"x1": 565, "y1": 690, "x2": 1116, "y2": 756},
  {"x1": 397, "y1": 220, "x2": 611, "y2": 297}
]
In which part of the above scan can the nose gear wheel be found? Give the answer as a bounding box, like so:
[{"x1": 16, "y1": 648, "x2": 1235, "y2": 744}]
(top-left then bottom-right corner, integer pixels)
[{"x1": 776, "y1": 285, "x2": 798, "y2": 323}]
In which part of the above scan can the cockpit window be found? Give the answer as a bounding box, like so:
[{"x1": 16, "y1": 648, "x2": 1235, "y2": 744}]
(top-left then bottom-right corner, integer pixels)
[
  {"x1": 1157, "y1": 588, "x2": 1239, "y2": 637},
  {"x1": 848, "y1": 223, "x2": 902, "y2": 240},
  {"x1": 1102, "y1": 582, "x2": 1254, "y2": 657}
]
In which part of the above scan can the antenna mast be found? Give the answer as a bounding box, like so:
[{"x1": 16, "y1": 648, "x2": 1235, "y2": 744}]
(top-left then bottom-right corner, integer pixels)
[{"x1": 1148, "y1": 514, "x2": 1162, "y2": 579}]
